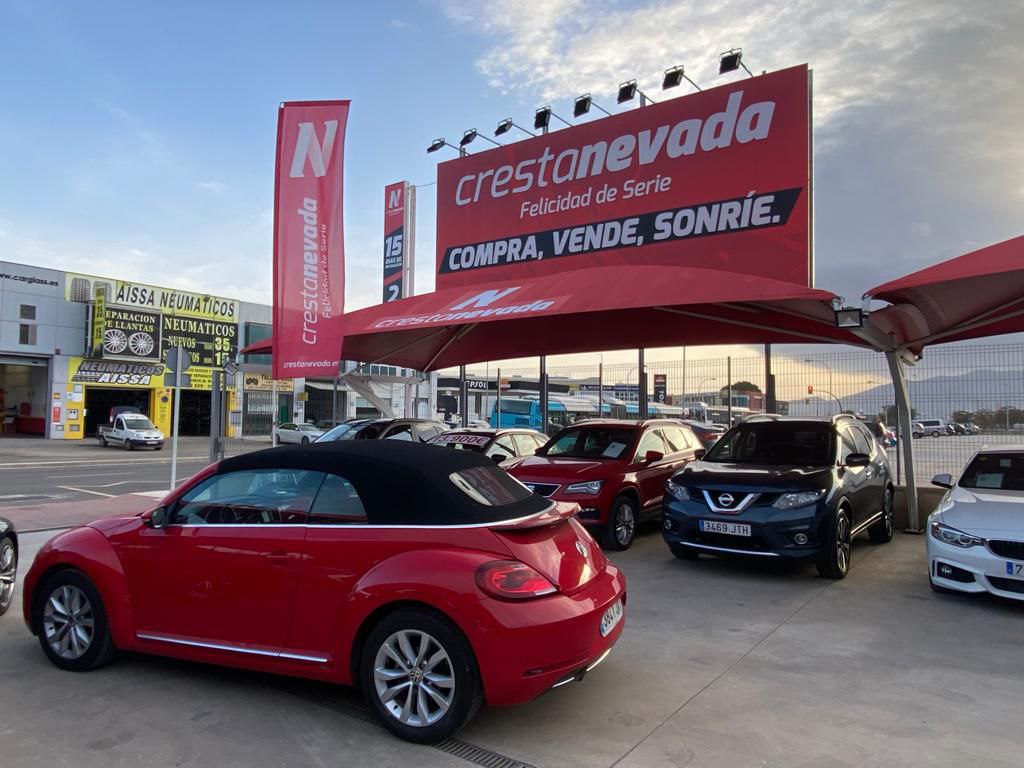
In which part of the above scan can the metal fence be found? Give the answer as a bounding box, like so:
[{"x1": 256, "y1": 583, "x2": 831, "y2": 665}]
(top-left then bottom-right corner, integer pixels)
[{"x1": 448, "y1": 342, "x2": 1024, "y2": 484}]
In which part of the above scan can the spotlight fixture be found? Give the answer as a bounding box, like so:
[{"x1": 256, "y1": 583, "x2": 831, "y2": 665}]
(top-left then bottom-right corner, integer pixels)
[
  {"x1": 662, "y1": 65, "x2": 701, "y2": 92},
  {"x1": 719, "y1": 48, "x2": 753, "y2": 77},
  {"x1": 461, "y1": 127, "x2": 502, "y2": 148},
  {"x1": 617, "y1": 79, "x2": 656, "y2": 105},
  {"x1": 426, "y1": 137, "x2": 465, "y2": 155},
  {"x1": 574, "y1": 93, "x2": 612, "y2": 118},
  {"x1": 534, "y1": 106, "x2": 572, "y2": 131},
  {"x1": 833, "y1": 307, "x2": 865, "y2": 329},
  {"x1": 495, "y1": 118, "x2": 535, "y2": 137}
]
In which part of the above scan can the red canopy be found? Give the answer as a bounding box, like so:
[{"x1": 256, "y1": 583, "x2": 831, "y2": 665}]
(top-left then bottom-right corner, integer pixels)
[
  {"x1": 240, "y1": 339, "x2": 273, "y2": 355},
  {"x1": 338, "y1": 264, "x2": 861, "y2": 370},
  {"x1": 866, "y1": 234, "x2": 1024, "y2": 353}
]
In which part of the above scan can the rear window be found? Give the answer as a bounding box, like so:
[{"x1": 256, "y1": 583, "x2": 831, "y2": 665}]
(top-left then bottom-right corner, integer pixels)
[
  {"x1": 959, "y1": 453, "x2": 1024, "y2": 491},
  {"x1": 449, "y1": 465, "x2": 534, "y2": 506},
  {"x1": 706, "y1": 422, "x2": 834, "y2": 466}
]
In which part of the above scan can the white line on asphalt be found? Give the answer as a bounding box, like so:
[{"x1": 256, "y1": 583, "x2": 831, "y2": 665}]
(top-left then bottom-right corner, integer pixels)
[
  {"x1": 0, "y1": 457, "x2": 209, "y2": 469},
  {"x1": 78, "y1": 480, "x2": 170, "y2": 488},
  {"x1": 47, "y1": 472, "x2": 136, "y2": 479},
  {"x1": 57, "y1": 485, "x2": 117, "y2": 498}
]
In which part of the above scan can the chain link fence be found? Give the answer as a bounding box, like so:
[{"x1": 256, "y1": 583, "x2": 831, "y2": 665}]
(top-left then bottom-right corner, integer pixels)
[{"x1": 448, "y1": 342, "x2": 1024, "y2": 485}]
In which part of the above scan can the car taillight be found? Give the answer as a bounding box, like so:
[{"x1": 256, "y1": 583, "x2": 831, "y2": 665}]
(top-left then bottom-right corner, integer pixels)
[{"x1": 475, "y1": 560, "x2": 557, "y2": 600}]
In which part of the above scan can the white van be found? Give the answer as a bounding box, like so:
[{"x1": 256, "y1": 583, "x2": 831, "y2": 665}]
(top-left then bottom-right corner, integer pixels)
[{"x1": 916, "y1": 419, "x2": 948, "y2": 438}]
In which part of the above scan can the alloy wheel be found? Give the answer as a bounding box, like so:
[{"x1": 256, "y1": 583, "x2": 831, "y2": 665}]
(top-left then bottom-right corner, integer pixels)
[
  {"x1": 615, "y1": 502, "x2": 636, "y2": 547},
  {"x1": 373, "y1": 629, "x2": 455, "y2": 727},
  {"x1": 836, "y1": 515, "x2": 851, "y2": 574},
  {"x1": 0, "y1": 540, "x2": 15, "y2": 611},
  {"x1": 883, "y1": 490, "x2": 894, "y2": 536},
  {"x1": 43, "y1": 584, "x2": 95, "y2": 660}
]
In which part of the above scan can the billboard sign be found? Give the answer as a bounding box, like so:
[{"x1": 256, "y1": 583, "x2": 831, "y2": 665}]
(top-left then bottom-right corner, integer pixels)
[
  {"x1": 653, "y1": 373, "x2": 667, "y2": 403},
  {"x1": 100, "y1": 306, "x2": 161, "y2": 360},
  {"x1": 435, "y1": 65, "x2": 810, "y2": 289},
  {"x1": 383, "y1": 181, "x2": 407, "y2": 302},
  {"x1": 273, "y1": 100, "x2": 350, "y2": 379}
]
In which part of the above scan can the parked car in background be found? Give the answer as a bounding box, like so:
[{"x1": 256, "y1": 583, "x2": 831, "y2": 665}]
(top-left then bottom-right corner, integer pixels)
[
  {"x1": 428, "y1": 428, "x2": 547, "y2": 463},
  {"x1": 677, "y1": 420, "x2": 726, "y2": 449},
  {"x1": 273, "y1": 422, "x2": 324, "y2": 445},
  {"x1": 662, "y1": 415, "x2": 894, "y2": 579},
  {"x1": 864, "y1": 419, "x2": 896, "y2": 448},
  {"x1": 916, "y1": 419, "x2": 948, "y2": 438},
  {"x1": 949, "y1": 423, "x2": 967, "y2": 436},
  {"x1": 928, "y1": 447, "x2": 1024, "y2": 600},
  {"x1": 98, "y1": 413, "x2": 165, "y2": 450},
  {"x1": 317, "y1": 418, "x2": 448, "y2": 443},
  {"x1": 22, "y1": 442, "x2": 625, "y2": 743},
  {"x1": 962, "y1": 422, "x2": 983, "y2": 435},
  {"x1": 505, "y1": 419, "x2": 703, "y2": 550},
  {"x1": 0, "y1": 517, "x2": 17, "y2": 616}
]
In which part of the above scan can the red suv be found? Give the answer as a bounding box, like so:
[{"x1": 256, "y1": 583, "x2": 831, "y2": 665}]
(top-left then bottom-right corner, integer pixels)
[{"x1": 505, "y1": 420, "x2": 703, "y2": 550}]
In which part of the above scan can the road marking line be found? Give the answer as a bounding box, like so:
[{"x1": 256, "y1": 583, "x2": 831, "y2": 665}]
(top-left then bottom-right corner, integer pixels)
[
  {"x1": 48, "y1": 472, "x2": 136, "y2": 479},
  {"x1": 0, "y1": 457, "x2": 209, "y2": 469},
  {"x1": 57, "y1": 485, "x2": 117, "y2": 498}
]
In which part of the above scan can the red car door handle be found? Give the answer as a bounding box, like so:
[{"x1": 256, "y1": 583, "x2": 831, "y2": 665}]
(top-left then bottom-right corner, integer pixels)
[{"x1": 267, "y1": 551, "x2": 291, "y2": 565}]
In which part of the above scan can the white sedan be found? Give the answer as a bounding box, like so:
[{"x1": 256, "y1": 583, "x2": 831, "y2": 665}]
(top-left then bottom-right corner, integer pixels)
[
  {"x1": 927, "y1": 446, "x2": 1024, "y2": 600},
  {"x1": 273, "y1": 422, "x2": 324, "y2": 445}
]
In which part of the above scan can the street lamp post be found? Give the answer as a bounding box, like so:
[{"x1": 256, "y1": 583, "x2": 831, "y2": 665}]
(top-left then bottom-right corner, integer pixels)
[{"x1": 805, "y1": 359, "x2": 840, "y2": 414}]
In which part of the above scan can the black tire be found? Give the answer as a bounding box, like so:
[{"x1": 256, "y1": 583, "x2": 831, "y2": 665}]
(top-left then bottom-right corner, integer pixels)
[
  {"x1": 602, "y1": 495, "x2": 638, "y2": 551},
  {"x1": 931, "y1": 430, "x2": 941, "y2": 438},
  {"x1": 0, "y1": 535, "x2": 16, "y2": 617},
  {"x1": 869, "y1": 486, "x2": 895, "y2": 543},
  {"x1": 301, "y1": 436, "x2": 310, "y2": 445},
  {"x1": 670, "y1": 543, "x2": 699, "y2": 560},
  {"x1": 816, "y1": 507, "x2": 852, "y2": 580},
  {"x1": 929, "y1": 578, "x2": 954, "y2": 594},
  {"x1": 98, "y1": 436, "x2": 107, "y2": 448},
  {"x1": 126, "y1": 440, "x2": 135, "y2": 451},
  {"x1": 35, "y1": 570, "x2": 116, "y2": 672},
  {"x1": 155, "y1": 444, "x2": 163, "y2": 451},
  {"x1": 360, "y1": 607, "x2": 482, "y2": 744}
]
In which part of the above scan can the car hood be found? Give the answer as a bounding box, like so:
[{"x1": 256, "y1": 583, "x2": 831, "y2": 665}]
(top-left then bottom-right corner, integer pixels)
[
  {"x1": 935, "y1": 487, "x2": 1024, "y2": 534},
  {"x1": 677, "y1": 461, "x2": 833, "y2": 492},
  {"x1": 506, "y1": 455, "x2": 625, "y2": 482}
]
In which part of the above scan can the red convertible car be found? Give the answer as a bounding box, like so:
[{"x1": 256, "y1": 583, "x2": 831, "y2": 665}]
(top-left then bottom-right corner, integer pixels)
[{"x1": 23, "y1": 441, "x2": 625, "y2": 742}]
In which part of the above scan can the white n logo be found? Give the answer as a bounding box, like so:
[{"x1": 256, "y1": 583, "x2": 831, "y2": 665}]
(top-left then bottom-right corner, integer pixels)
[
  {"x1": 388, "y1": 188, "x2": 403, "y2": 209},
  {"x1": 450, "y1": 287, "x2": 520, "y2": 310},
  {"x1": 289, "y1": 120, "x2": 338, "y2": 178}
]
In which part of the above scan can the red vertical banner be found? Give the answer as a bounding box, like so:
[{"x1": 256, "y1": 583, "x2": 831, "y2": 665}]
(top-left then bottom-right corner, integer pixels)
[
  {"x1": 273, "y1": 100, "x2": 350, "y2": 379},
  {"x1": 382, "y1": 181, "x2": 406, "y2": 303}
]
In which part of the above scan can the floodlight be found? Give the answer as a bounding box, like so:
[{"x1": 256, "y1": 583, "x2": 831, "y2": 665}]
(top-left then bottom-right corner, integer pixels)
[
  {"x1": 719, "y1": 48, "x2": 753, "y2": 77},
  {"x1": 427, "y1": 137, "x2": 446, "y2": 153},
  {"x1": 574, "y1": 93, "x2": 612, "y2": 118},
  {"x1": 617, "y1": 80, "x2": 638, "y2": 103},
  {"x1": 495, "y1": 118, "x2": 535, "y2": 138},
  {"x1": 534, "y1": 106, "x2": 571, "y2": 131},
  {"x1": 459, "y1": 129, "x2": 477, "y2": 147},
  {"x1": 662, "y1": 65, "x2": 701, "y2": 92},
  {"x1": 426, "y1": 137, "x2": 465, "y2": 156},
  {"x1": 834, "y1": 307, "x2": 865, "y2": 329}
]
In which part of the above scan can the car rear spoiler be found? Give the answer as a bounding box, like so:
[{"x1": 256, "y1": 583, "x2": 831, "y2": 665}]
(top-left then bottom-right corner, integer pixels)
[{"x1": 491, "y1": 501, "x2": 580, "y2": 530}]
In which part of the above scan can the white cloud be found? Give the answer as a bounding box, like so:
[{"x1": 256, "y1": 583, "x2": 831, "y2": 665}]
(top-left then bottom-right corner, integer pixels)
[{"x1": 196, "y1": 180, "x2": 227, "y2": 193}]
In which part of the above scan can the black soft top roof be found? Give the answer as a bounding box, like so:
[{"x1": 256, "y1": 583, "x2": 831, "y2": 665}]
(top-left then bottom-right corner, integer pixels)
[{"x1": 217, "y1": 440, "x2": 549, "y2": 525}]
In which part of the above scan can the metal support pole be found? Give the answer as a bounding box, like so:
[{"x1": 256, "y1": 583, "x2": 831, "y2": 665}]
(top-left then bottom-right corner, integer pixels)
[
  {"x1": 727, "y1": 356, "x2": 733, "y2": 426},
  {"x1": 459, "y1": 364, "x2": 468, "y2": 427},
  {"x1": 332, "y1": 376, "x2": 338, "y2": 424},
  {"x1": 765, "y1": 343, "x2": 776, "y2": 413},
  {"x1": 539, "y1": 357, "x2": 548, "y2": 432},
  {"x1": 887, "y1": 351, "x2": 920, "y2": 531},
  {"x1": 209, "y1": 370, "x2": 221, "y2": 464},
  {"x1": 598, "y1": 361, "x2": 603, "y2": 418},
  {"x1": 271, "y1": 378, "x2": 278, "y2": 445},
  {"x1": 638, "y1": 349, "x2": 647, "y2": 420},
  {"x1": 170, "y1": 364, "x2": 182, "y2": 491},
  {"x1": 496, "y1": 367, "x2": 502, "y2": 427}
]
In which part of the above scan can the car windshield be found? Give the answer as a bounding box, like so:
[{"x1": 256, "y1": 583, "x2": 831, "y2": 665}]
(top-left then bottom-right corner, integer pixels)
[
  {"x1": 541, "y1": 427, "x2": 636, "y2": 459},
  {"x1": 122, "y1": 416, "x2": 156, "y2": 430},
  {"x1": 959, "y1": 452, "x2": 1024, "y2": 491},
  {"x1": 705, "y1": 422, "x2": 834, "y2": 466},
  {"x1": 317, "y1": 423, "x2": 359, "y2": 442}
]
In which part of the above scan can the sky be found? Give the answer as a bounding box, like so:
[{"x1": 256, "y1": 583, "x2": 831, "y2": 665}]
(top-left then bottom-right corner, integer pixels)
[{"x1": 1, "y1": 0, "x2": 1022, "y2": 373}]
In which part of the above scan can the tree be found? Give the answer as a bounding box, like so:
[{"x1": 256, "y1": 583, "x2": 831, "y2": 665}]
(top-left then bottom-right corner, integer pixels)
[{"x1": 722, "y1": 381, "x2": 761, "y2": 393}]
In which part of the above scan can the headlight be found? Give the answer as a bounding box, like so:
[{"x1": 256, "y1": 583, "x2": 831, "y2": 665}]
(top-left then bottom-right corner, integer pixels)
[
  {"x1": 930, "y1": 521, "x2": 985, "y2": 548},
  {"x1": 565, "y1": 480, "x2": 603, "y2": 495},
  {"x1": 665, "y1": 478, "x2": 690, "y2": 501},
  {"x1": 773, "y1": 490, "x2": 825, "y2": 510}
]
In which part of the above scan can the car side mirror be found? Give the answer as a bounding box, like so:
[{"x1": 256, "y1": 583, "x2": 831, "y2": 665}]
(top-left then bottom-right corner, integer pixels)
[
  {"x1": 146, "y1": 506, "x2": 168, "y2": 529},
  {"x1": 845, "y1": 452, "x2": 870, "y2": 468},
  {"x1": 644, "y1": 450, "x2": 664, "y2": 464},
  {"x1": 931, "y1": 473, "x2": 953, "y2": 489},
  {"x1": 693, "y1": 448, "x2": 707, "y2": 460}
]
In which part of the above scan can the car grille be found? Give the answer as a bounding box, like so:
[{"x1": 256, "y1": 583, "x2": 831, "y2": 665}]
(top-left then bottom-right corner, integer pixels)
[
  {"x1": 988, "y1": 540, "x2": 1024, "y2": 560},
  {"x1": 525, "y1": 482, "x2": 559, "y2": 497},
  {"x1": 987, "y1": 576, "x2": 1024, "y2": 595}
]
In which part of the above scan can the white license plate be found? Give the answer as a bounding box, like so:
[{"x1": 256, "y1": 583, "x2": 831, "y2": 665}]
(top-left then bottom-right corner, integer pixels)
[
  {"x1": 600, "y1": 599, "x2": 624, "y2": 637},
  {"x1": 700, "y1": 520, "x2": 751, "y2": 537},
  {"x1": 1006, "y1": 562, "x2": 1024, "y2": 577}
]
